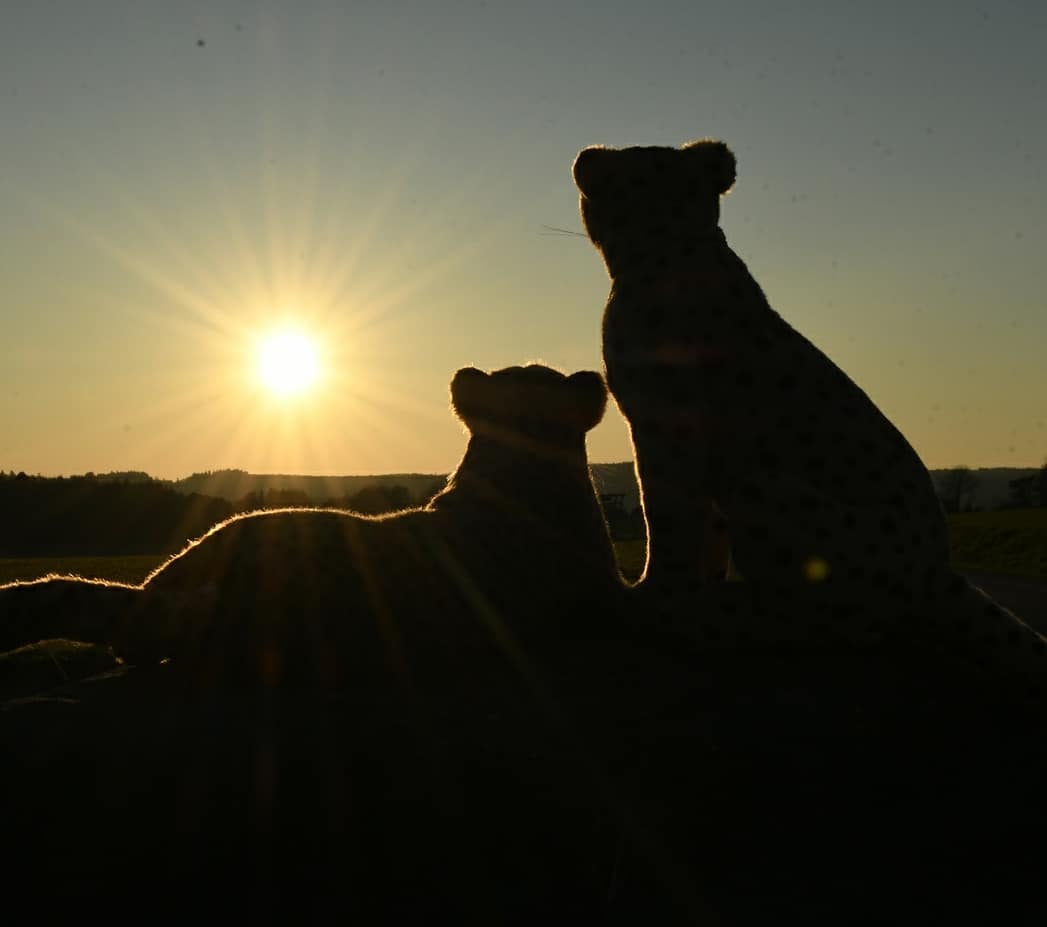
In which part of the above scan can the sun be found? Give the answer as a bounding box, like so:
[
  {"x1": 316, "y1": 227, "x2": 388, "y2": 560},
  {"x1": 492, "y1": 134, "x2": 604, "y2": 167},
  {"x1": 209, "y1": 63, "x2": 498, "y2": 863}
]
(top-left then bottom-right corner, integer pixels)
[{"x1": 256, "y1": 329, "x2": 321, "y2": 397}]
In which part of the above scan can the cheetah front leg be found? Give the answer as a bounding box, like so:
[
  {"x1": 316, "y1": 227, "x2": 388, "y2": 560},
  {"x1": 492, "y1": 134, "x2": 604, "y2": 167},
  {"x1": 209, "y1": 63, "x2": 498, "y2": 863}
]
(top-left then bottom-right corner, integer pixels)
[{"x1": 629, "y1": 426, "x2": 731, "y2": 592}]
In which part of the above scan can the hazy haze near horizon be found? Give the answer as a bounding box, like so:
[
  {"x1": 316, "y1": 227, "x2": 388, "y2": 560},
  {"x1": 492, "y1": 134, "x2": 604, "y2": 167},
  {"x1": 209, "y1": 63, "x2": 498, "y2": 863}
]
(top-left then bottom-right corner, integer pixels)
[{"x1": 3, "y1": 1, "x2": 1045, "y2": 479}]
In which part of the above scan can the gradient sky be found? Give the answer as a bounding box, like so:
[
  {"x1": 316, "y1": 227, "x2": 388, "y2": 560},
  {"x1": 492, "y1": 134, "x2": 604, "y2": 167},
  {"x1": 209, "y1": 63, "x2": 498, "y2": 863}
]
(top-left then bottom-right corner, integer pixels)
[{"x1": 2, "y1": 0, "x2": 1045, "y2": 479}]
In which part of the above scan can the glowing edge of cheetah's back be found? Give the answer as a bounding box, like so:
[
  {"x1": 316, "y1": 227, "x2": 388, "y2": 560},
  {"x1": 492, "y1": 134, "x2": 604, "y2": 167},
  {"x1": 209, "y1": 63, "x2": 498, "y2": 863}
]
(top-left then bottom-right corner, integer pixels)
[
  {"x1": 1, "y1": 574, "x2": 139, "y2": 591},
  {"x1": 139, "y1": 504, "x2": 423, "y2": 587}
]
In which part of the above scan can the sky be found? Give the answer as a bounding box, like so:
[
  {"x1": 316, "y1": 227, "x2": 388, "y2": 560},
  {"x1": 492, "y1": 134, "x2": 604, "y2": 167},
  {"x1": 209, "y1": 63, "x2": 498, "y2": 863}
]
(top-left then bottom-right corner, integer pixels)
[{"x1": 2, "y1": 0, "x2": 1045, "y2": 479}]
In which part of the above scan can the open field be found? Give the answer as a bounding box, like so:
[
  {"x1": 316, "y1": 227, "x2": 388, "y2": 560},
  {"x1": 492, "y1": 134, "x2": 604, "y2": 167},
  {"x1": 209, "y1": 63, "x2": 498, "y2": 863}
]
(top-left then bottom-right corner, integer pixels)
[
  {"x1": 948, "y1": 507, "x2": 1047, "y2": 577},
  {"x1": 4, "y1": 508, "x2": 1045, "y2": 587},
  {"x1": 3, "y1": 507, "x2": 1043, "y2": 584}
]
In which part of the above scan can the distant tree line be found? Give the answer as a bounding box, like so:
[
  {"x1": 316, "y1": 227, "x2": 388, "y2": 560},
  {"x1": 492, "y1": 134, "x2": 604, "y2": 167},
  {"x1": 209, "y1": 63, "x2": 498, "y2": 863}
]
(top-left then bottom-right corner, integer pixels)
[
  {"x1": 0, "y1": 473, "x2": 440, "y2": 558},
  {"x1": 1006, "y1": 462, "x2": 1047, "y2": 510},
  {"x1": 938, "y1": 467, "x2": 982, "y2": 514},
  {"x1": 598, "y1": 493, "x2": 645, "y2": 541},
  {"x1": 233, "y1": 482, "x2": 445, "y2": 515},
  {"x1": 936, "y1": 460, "x2": 1047, "y2": 513},
  {"x1": 0, "y1": 473, "x2": 237, "y2": 558},
  {"x1": 4, "y1": 458, "x2": 1042, "y2": 559}
]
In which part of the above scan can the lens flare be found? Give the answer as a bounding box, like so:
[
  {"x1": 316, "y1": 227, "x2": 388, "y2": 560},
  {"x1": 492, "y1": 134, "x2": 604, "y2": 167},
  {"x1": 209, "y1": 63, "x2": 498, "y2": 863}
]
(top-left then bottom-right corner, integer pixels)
[{"x1": 803, "y1": 556, "x2": 830, "y2": 583}]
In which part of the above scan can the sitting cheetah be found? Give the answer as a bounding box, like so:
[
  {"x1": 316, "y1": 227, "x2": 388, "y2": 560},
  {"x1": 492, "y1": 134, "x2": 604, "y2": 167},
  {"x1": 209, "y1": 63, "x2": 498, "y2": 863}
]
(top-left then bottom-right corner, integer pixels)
[
  {"x1": 572, "y1": 138, "x2": 1047, "y2": 678},
  {"x1": 0, "y1": 365, "x2": 623, "y2": 685}
]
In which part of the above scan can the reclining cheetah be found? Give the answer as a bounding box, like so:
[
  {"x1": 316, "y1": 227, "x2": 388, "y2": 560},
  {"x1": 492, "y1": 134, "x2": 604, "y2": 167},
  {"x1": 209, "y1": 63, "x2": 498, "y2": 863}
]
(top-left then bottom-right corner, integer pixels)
[
  {"x1": 572, "y1": 138, "x2": 1047, "y2": 678},
  {"x1": 0, "y1": 365, "x2": 623, "y2": 685}
]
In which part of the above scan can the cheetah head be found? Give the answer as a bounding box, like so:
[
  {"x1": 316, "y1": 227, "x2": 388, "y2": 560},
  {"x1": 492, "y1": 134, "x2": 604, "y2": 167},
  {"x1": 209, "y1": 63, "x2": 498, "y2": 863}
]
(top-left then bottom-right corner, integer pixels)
[
  {"x1": 450, "y1": 365, "x2": 607, "y2": 451},
  {"x1": 572, "y1": 139, "x2": 736, "y2": 274}
]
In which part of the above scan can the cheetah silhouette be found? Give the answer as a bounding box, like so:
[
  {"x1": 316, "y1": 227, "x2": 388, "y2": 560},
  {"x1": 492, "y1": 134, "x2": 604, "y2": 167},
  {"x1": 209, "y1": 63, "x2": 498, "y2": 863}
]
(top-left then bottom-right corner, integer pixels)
[
  {"x1": 573, "y1": 138, "x2": 1047, "y2": 680},
  {"x1": 0, "y1": 365, "x2": 621, "y2": 686}
]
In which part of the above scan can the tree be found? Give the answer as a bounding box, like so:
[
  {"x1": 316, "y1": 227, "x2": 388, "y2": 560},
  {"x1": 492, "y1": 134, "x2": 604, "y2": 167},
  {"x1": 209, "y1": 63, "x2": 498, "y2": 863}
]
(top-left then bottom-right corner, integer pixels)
[
  {"x1": 234, "y1": 488, "x2": 311, "y2": 512},
  {"x1": 1006, "y1": 457, "x2": 1047, "y2": 509},
  {"x1": 346, "y1": 484, "x2": 413, "y2": 515},
  {"x1": 1006, "y1": 475, "x2": 1037, "y2": 509},
  {"x1": 939, "y1": 466, "x2": 980, "y2": 513},
  {"x1": 419, "y1": 479, "x2": 449, "y2": 505}
]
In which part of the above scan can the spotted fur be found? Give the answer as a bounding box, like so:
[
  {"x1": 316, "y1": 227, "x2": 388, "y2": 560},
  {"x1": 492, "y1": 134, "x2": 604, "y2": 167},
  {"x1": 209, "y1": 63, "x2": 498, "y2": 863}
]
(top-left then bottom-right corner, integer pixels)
[{"x1": 573, "y1": 139, "x2": 1047, "y2": 682}]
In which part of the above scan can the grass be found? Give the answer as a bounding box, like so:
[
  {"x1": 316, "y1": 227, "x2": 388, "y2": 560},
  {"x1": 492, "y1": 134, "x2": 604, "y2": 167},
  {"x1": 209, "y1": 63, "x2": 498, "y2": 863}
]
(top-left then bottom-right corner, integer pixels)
[
  {"x1": 948, "y1": 508, "x2": 1047, "y2": 578},
  {"x1": 613, "y1": 539, "x2": 645, "y2": 583},
  {"x1": 1, "y1": 508, "x2": 1044, "y2": 587}
]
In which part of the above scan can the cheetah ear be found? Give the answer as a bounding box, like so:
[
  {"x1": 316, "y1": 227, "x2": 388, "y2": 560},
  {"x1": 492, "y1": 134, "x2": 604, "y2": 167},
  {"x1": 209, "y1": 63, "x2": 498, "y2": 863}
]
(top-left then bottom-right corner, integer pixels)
[
  {"x1": 682, "y1": 139, "x2": 736, "y2": 195},
  {"x1": 572, "y1": 146, "x2": 614, "y2": 196},
  {"x1": 450, "y1": 367, "x2": 489, "y2": 428},
  {"x1": 565, "y1": 370, "x2": 608, "y2": 432}
]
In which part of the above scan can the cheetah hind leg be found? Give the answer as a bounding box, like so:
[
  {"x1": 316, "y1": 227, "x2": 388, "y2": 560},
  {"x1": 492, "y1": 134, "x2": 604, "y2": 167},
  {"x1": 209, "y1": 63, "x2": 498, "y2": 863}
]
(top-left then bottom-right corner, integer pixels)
[
  {"x1": 699, "y1": 501, "x2": 733, "y2": 582},
  {"x1": 715, "y1": 476, "x2": 1047, "y2": 685},
  {"x1": 721, "y1": 466, "x2": 947, "y2": 595},
  {"x1": 641, "y1": 577, "x2": 887, "y2": 651}
]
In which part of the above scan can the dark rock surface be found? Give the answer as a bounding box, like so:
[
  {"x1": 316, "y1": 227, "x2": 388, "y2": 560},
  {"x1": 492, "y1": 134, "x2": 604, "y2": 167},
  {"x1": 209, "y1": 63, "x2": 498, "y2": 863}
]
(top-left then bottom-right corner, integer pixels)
[{"x1": 4, "y1": 617, "x2": 1047, "y2": 925}]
